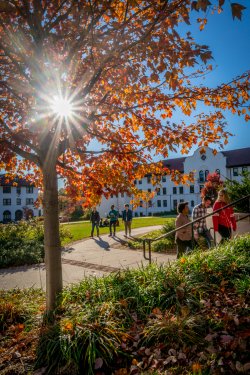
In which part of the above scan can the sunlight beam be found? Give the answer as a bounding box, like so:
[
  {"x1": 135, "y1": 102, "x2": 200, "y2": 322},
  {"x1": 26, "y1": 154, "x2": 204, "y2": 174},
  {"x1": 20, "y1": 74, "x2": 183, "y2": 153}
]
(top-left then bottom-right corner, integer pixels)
[{"x1": 51, "y1": 96, "x2": 73, "y2": 118}]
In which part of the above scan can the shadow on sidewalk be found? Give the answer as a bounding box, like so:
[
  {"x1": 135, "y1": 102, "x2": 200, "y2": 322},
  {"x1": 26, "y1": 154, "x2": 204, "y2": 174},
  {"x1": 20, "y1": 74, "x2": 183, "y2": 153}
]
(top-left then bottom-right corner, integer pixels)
[{"x1": 93, "y1": 237, "x2": 110, "y2": 250}]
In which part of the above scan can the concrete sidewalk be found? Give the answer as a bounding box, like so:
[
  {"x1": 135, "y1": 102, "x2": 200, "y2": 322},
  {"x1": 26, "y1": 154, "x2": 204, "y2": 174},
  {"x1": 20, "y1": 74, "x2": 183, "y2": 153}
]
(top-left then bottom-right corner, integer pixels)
[{"x1": 0, "y1": 226, "x2": 176, "y2": 291}]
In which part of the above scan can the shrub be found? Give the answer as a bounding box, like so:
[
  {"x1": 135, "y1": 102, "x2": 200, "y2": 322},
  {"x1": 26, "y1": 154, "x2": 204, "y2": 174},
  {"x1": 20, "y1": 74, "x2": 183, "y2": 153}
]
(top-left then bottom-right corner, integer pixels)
[
  {"x1": 0, "y1": 219, "x2": 72, "y2": 268},
  {"x1": 152, "y1": 238, "x2": 175, "y2": 252}
]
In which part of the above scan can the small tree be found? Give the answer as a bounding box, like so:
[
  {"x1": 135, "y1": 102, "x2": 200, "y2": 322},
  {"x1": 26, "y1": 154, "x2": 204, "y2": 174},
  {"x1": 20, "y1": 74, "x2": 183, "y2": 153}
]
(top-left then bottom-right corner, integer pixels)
[
  {"x1": 201, "y1": 172, "x2": 224, "y2": 202},
  {"x1": 0, "y1": 0, "x2": 249, "y2": 310},
  {"x1": 224, "y1": 171, "x2": 250, "y2": 212}
]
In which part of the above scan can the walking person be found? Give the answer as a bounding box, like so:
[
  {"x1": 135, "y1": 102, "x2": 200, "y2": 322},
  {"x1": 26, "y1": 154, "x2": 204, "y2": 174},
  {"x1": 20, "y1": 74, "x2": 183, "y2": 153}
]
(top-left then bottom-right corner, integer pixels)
[
  {"x1": 108, "y1": 204, "x2": 118, "y2": 237},
  {"x1": 175, "y1": 202, "x2": 193, "y2": 258},
  {"x1": 192, "y1": 196, "x2": 213, "y2": 248},
  {"x1": 90, "y1": 207, "x2": 100, "y2": 237},
  {"x1": 212, "y1": 189, "x2": 236, "y2": 243},
  {"x1": 122, "y1": 204, "x2": 133, "y2": 237}
]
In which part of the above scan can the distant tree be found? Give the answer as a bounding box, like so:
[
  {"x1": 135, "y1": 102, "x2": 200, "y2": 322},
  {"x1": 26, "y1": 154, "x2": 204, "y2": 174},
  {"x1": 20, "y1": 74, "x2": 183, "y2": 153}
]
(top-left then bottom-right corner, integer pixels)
[
  {"x1": 224, "y1": 171, "x2": 250, "y2": 212},
  {"x1": 201, "y1": 172, "x2": 224, "y2": 202},
  {"x1": 0, "y1": 0, "x2": 249, "y2": 310},
  {"x1": 131, "y1": 190, "x2": 156, "y2": 216},
  {"x1": 58, "y1": 189, "x2": 84, "y2": 220}
]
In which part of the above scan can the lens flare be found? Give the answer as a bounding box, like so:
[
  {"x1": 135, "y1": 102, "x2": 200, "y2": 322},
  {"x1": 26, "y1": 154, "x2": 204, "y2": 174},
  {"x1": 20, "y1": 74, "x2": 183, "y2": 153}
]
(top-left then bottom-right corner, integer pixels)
[{"x1": 52, "y1": 96, "x2": 73, "y2": 118}]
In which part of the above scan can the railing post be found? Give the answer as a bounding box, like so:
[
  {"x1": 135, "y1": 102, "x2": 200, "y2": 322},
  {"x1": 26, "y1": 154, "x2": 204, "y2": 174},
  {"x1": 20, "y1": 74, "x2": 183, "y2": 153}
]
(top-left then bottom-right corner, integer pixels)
[
  {"x1": 148, "y1": 239, "x2": 152, "y2": 264},
  {"x1": 143, "y1": 240, "x2": 146, "y2": 259}
]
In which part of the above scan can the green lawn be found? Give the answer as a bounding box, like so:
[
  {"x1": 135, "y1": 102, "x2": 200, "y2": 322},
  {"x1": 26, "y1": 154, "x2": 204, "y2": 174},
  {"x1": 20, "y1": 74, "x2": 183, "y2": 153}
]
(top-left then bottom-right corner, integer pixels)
[{"x1": 61, "y1": 216, "x2": 169, "y2": 245}]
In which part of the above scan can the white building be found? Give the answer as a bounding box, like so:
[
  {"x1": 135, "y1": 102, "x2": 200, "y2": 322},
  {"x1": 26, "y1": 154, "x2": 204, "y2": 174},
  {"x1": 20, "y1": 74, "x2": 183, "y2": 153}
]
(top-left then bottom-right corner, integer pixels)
[
  {"x1": 0, "y1": 175, "x2": 42, "y2": 223},
  {"x1": 98, "y1": 147, "x2": 250, "y2": 217}
]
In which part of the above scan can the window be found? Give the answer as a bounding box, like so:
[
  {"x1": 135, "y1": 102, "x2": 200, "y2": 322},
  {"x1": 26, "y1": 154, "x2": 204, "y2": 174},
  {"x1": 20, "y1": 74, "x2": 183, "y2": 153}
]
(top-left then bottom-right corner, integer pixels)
[
  {"x1": 3, "y1": 210, "x2": 11, "y2": 223},
  {"x1": 163, "y1": 200, "x2": 167, "y2": 207},
  {"x1": 205, "y1": 170, "x2": 209, "y2": 180},
  {"x1": 179, "y1": 186, "x2": 183, "y2": 194},
  {"x1": 163, "y1": 187, "x2": 167, "y2": 195},
  {"x1": 134, "y1": 180, "x2": 137, "y2": 185},
  {"x1": 199, "y1": 185, "x2": 204, "y2": 192},
  {"x1": 139, "y1": 201, "x2": 143, "y2": 207},
  {"x1": 3, "y1": 199, "x2": 11, "y2": 205},
  {"x1": 242, "y1": 166, "x2": 248, "y2": 173},
  {"x1": 15, "y1": 210, "x2": 23, "y2": 221},
  {"x1": 173, "y1": 187, "x2": 177, "y2": 194},
  {"x1": 173, "y1": 199, "x2": 178, "y2": 210},
  {"x1": 140, "y1": 212, "x2": 143, "y2": 217},
  {"x1": 147, "y1": 176, "x2": 151, "y2": 184},
  {"x1": 148, "y1": 200, "x2": 152, "y2": 207},
  {"x1": 3, "y1": 186, "x2": 11, "y2": 194},
  {"x1": 199, "y1": 170, "x2": 205, "y2": 182},
  {"x1": 16, "y1": 198, "x2": 21, "y2": 205},
  {"x1": 121, "y1": 192, "x2": 124, "y2": 198},
  {"x1": 148, "y1": 212, "x2": 152, "y2": 216},
  {"x1": 110, "y1": 194, "x2": 113, "y2": 198},
  {"x1": 157, "y1": 200, "x2": 161, "y2": 207},
  {"x1": 216, "y1": 169, "x2": 220, "y2": 176},
  {"x1": 16, "y1": 187, "x2": 21, "y2": 194},
  {"x1": 191, "y1": 200, "x2": 194, "y2": 207},
  {"x1": 26, "y1": 186, "x2": 34, "y2": 194},
  {"x1": 26, "y1": 198, "x2": 34, "y2": 205},
  {"x1": 148, "y1": 188, "x2": 151, "y2": 193},
  {"x1": 157, "y1": 188, "x2": 161, "y2": 196},
  {"x1": 233, "y1": 167, "x2": 238, "y2": 177},
  {"x1": 138, "y1": 179, "x2": 142, "y2": 185},
  {"x1": 162, "y1": 176, "x2": 166, "y2": 182},
  {"x1": 190, "y1": 185, "x2": 194, "y2": 194},
  {"x1": 180, "y1": 199, "x2": 184, "y2": 203}
]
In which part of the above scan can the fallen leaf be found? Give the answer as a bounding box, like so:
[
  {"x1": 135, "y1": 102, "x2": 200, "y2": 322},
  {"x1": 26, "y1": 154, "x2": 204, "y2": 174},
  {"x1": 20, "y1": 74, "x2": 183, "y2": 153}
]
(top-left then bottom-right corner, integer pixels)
[{"x1": 94, "y1": 357, "x2": 103, "y2": 369}]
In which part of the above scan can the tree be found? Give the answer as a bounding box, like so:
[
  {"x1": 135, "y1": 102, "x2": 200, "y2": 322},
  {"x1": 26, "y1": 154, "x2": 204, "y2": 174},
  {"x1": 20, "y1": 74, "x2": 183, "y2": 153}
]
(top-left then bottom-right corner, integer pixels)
[
  {"x1": 131, "y1": 190, "x2": 156, "y2": 216},
  {"x1": 0, "y1": 0, "x2": 249, "y2": 310},
  {"x1": 224, "y1": 171, "x2": 250, "y2": 212},
  {"x1": 201, "y1": 172, "x2": 224, "y2": 202}
]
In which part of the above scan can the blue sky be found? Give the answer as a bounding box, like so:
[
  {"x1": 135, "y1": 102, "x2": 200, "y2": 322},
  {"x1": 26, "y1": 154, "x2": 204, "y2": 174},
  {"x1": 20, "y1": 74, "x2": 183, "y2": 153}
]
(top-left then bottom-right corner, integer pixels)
[{"x1": 167, "y1": 1, "x2": 250, "y2": 158}]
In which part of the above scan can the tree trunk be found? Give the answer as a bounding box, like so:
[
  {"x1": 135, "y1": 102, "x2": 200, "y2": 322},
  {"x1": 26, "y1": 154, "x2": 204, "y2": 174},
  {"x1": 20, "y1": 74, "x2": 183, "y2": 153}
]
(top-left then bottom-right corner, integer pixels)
[{"x1": 42, "y1": 163, "x2": 62, "y2": 311}]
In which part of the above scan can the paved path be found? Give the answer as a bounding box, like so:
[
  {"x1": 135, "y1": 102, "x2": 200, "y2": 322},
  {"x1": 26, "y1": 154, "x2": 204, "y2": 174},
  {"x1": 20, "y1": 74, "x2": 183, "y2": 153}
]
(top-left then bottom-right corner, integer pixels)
[{"x1": 0, "y1": 226, "x2": 176, "y2": 291}]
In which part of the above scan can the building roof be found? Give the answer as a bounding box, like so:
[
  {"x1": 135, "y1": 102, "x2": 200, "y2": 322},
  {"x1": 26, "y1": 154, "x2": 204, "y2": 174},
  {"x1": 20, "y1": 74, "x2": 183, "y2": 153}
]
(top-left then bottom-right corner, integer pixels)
[
  {"x1": 222, "y1": 147, "x2": 250, "y2": 167},
  {"x1": 0, "y1": 175, "x2": 34, "y2": 187},
  {"x1": 162, "y1": 157, "x2": 186, "y2": 172},
  {"x1": 161, "y1": 147, "x2": 250, "y2": 171}
]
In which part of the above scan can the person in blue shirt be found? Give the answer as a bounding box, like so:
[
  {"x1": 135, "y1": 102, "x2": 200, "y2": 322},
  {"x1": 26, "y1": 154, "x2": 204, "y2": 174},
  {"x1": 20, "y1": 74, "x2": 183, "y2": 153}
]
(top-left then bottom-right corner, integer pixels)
[
  {"x1": 122, "y1": 204, "x2": 133, "y2": 237},
  {"x1": 108, "y1": 205, "x2": 118, "y2": 237}
]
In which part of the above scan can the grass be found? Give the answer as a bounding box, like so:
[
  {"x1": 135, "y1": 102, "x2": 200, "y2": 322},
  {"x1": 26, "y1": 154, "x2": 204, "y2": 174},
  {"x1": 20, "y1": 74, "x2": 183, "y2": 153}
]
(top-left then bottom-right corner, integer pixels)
[
  {"x1": 61, "y1": 216, "x2": 168, "y2": 245},
  {"x1": 1, "y1": 234, "x2": 250, "y2": 374}
]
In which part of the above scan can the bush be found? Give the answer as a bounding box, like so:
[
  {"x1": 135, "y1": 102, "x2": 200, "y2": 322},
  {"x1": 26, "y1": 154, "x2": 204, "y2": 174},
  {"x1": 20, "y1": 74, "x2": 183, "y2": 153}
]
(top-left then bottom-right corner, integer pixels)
[
  {"x1": 152, "y1": 210, "x2": 176, "y2": 216},
  {"x1": 224, "y1": 171, "x2": 250, "y2": 212},
  {"x1": 152, "y1": 238, "x2": 175, "y2": 252},
  {"x1": 0, "y1": 219, "x2": 72, "y2": 268}
]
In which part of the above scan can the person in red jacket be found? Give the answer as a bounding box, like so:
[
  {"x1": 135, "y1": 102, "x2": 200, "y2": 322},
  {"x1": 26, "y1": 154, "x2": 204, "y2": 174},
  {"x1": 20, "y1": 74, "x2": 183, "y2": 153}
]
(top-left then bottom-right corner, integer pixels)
[{"x1": 212, "y1": 189, "x2": 236, "y2": 243}]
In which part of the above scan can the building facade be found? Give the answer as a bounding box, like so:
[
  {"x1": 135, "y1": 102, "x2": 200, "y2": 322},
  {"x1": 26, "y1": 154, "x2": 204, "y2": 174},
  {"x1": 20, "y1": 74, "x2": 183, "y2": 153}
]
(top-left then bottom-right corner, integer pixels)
[
  {"x1": 0, "y1": 175, "x2": 42, "y2": 223},
  {"x1": 98, "y1": 147, "x2": 250, "y2": 218}
]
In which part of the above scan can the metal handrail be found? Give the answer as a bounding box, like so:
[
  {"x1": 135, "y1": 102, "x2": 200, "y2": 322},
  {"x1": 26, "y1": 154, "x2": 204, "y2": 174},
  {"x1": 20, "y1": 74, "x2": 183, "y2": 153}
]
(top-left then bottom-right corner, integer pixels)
[{"x1": 142, "y1": 193, "x2": 250, "y2": 263}]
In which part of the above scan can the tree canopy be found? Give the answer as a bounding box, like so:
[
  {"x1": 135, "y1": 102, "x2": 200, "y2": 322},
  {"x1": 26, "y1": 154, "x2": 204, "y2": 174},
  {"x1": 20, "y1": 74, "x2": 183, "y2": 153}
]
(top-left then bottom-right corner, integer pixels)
[{"x1": 0, "y1": 0, "x2": 249, "y2": 204}]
